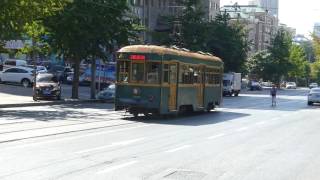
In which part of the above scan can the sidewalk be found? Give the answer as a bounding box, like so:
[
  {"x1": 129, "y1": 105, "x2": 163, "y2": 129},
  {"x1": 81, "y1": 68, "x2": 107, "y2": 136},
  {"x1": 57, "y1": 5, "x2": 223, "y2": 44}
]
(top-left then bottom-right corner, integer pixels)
[{"x1": 0, "y1": 92, "x2": 107, "y2": 109}]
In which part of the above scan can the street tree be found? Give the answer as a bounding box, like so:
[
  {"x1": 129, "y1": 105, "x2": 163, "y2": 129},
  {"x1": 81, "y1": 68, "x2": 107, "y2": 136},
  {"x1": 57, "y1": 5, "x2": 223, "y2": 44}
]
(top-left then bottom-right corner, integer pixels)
[
  {"x1": 206, "y1": 13, "x2": 249, "y2": 72},
  {"x1": 267, "y1": 28, "x2": 293, "y2": 83},
  {"x1": 312, "y1": 34, "x2": 320, "y2": 61},
  {"x1": 246, "y1": 50, "x2": 272, "y2": 80},
  {"x1": 151, "y1": 2, "x2": 249, "y2": 73},
  {"x1": 0, "y1": 0, "x2": 66, "y2": 41},
  {"x1": 288, "y1": 44, "x2": 308, "y2": 80},
  {"x1": 44, "y1": 0, "x2": 136, "y2": 99}
]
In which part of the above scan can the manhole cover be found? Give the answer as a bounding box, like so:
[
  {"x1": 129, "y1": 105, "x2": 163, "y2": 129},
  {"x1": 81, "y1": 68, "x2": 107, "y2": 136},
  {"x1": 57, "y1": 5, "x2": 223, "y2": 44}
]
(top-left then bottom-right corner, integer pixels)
[{"x1": 164, "y1": 170, "x2": 207, "y2": 180}]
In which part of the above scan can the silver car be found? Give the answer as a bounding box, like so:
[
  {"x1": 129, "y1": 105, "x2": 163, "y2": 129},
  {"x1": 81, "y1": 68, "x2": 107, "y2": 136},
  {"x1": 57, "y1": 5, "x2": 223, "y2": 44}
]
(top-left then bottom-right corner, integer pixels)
[
  {"x1": 96, "y1": 84, "x2": 115, "y2": 101},
  {"x1": 308, "y1": 88, "x2": 320, "y2": 105}
]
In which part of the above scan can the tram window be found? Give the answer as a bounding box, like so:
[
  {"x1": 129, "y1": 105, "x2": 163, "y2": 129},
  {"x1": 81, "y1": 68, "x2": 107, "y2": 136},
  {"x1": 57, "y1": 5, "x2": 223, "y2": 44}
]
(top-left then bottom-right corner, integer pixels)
[
  {"x1": 118, "y1": 61, "x2": 130, "y2": 82},
  {"x1": 132, "y1": 63, "x2": 144, "y2": 82},
  {"x1": 146, "y1": 62, "x2": 160, "y2": 83},
  {"x1": 214, "y1": 75, "x2": 220, "y2": 85},
  {"x1": 163, "y1": 64, "x2": 169, "y2": 83}
]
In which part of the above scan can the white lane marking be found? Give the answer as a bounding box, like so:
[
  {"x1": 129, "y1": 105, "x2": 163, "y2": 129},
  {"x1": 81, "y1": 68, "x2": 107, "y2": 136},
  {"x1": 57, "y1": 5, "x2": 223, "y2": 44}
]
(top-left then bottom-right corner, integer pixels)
[
  {"x1": 236, "y1": 127, "x2": 249, "y2": 132},
  {"x1": 165, "y1": 145, "x2": 191, "y2": 153},
  {"x1": 255, "y1": 121, "x2": 267, "y2": 125},
  {"x1": 76, "y1": 138, "x2": 145, "y2": 154},
  {"x1": 3, "y1": 124, "x2": 151, "y2": 150},
  {"x1": 97, "y1": 161, "x2": 138, "y2": 174},
  {"x1": 207, "y1": 133, "x2": 225, "y2": 140}
]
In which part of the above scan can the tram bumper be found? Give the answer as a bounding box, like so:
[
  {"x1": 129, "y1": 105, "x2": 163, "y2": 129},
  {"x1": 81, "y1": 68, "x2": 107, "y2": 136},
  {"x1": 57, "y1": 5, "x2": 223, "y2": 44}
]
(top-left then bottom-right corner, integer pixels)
[{"x1": 115, "y1": 98, "x2": 158, "y2": 113}]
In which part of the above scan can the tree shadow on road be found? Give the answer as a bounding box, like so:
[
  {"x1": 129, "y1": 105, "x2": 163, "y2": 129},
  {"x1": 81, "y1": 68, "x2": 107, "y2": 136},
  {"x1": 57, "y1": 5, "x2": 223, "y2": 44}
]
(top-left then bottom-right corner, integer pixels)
[{"x1": 0, "y1": 103, "x2": 115, "y2": 122}]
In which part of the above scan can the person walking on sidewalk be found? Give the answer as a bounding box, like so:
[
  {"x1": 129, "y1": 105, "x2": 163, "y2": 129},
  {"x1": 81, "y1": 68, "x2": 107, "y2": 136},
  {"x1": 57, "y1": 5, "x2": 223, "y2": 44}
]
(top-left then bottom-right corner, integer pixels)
[{"x1": 270, "y1": 84, "x2": 277, "y2": 106}]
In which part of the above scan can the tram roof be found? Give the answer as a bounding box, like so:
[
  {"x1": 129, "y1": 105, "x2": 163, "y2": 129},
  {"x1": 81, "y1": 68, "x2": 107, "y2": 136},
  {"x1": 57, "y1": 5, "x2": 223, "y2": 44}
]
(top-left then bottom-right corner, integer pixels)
[{"x1": 118, "y1": 45, "x2": 222, "y2": 63}]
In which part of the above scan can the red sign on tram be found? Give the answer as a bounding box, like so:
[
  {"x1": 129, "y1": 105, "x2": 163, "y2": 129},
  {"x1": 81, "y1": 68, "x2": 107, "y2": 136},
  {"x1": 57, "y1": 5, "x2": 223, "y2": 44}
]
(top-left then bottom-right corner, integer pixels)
[{"x1": 129, "y1": 55, "x2": 145, "y2": 61}]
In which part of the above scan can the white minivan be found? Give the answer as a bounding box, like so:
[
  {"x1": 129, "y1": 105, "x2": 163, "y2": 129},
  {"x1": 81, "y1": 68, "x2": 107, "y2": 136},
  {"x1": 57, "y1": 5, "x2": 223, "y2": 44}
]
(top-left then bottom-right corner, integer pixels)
[{"x1": 3, "y1": 59, "x2": 27, "y2": 70}]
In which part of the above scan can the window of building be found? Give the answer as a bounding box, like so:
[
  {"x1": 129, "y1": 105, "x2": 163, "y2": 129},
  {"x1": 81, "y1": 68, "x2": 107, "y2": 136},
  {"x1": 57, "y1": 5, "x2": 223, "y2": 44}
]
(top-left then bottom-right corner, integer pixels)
[
  {"x1": 131, "y1": 62, "x2": 144, "y2": 82},
  {"x1": 146, "y1": 62, "x2": 160, "y2": 83}
]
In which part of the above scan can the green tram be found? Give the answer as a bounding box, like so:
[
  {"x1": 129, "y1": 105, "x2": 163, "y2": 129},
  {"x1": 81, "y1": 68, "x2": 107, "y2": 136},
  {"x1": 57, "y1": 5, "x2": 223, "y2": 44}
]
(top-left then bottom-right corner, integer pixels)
[{"x1": 115, "y1": 45, "x2": 223, "y2": 117}]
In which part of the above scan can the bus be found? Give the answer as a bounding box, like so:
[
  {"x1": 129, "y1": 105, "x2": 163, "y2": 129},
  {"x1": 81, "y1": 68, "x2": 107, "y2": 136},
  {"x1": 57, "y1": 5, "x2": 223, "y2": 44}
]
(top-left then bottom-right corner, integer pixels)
[{"x1": 115, "y1": 45, "x2": 223, "y2": 117}]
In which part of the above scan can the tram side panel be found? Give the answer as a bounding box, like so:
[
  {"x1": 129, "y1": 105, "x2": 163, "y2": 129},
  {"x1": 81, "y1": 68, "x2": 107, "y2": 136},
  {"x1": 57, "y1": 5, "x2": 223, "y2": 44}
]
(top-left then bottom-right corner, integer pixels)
[{"x1": 115, "y1": 85, "x2": 161, "y2": 113}]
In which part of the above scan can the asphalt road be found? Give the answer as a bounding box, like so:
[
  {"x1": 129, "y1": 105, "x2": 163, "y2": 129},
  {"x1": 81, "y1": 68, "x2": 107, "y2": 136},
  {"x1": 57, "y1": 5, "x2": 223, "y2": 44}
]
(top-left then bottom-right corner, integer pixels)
[{"x1": 0, "y1": 88, "x2": 319, "y2": 180}]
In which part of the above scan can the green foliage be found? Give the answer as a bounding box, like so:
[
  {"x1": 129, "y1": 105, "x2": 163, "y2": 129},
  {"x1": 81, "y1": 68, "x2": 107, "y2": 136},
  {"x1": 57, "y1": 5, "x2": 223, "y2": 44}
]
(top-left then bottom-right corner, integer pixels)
[
  {"x1": 266, "y1": 29, "x2": 293, "y2": 82},
  {"x1": 288, "y1": 44, "x2": 308, "y2": 79},
  {"x1": 151, "y1": 1, "x2": 249, "y2": 73},
  {"x1": 311, "y1": 61, "x2": 320, "y2": 82},
  {"x1": 246, "y1": 50, "x2": 272, "y2": 80},
  {"x1": 43, "y1": 0, "x2": 136, "y2": 98},
  {"x1": 44, "y1": 0, "x2": 135, "y2": 60},
  {"x1": 312, "y1": 34, "x2": 320, "y2": 62},
  {"x1": 0, "y1": 0, "x2": 66, "y2": 40},
  {"x1": 206, "y1": 13, "x2": 249, "y2": 72}
]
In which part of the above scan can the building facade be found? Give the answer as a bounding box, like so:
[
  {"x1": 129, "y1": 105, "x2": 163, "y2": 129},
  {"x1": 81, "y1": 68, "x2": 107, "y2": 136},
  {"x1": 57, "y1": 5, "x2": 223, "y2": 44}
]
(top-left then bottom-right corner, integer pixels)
[
  {"x1": 314, "y1": 22, "x2": 320, "y2": 38},
  {"x1": 221, "y1": 5, "x2": 278, "y2": 55},
  {"x1": 128, "y1": 0, "x2": 220, "y2": 43},
  {"x1": 256, "y1": 0, "x2": 278, "y2": 17}
]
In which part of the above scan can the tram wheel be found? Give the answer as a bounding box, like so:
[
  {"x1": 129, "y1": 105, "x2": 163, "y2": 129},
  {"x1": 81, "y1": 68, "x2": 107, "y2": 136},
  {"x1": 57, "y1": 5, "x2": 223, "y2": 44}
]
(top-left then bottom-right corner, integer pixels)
[{"x1": 133, "y1": 112, "x2": 139, "y2": 118}]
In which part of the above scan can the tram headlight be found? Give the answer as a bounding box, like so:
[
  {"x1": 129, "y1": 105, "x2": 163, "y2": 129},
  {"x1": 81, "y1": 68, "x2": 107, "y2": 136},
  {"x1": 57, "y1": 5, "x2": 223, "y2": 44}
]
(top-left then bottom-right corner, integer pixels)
[
  {"x1": 148, "y1": 95, "x2": 155, "y2": 102},
  {"x1": 133, "y1": 88, "x2": 140, "y2": 96}
]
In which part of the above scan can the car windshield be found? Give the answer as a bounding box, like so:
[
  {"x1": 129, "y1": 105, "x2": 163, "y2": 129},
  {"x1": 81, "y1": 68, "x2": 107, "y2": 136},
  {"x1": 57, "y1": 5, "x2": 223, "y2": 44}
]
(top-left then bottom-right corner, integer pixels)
[
  {"x1": 223, "y1": 80, "x2": 230, "y2": 86},
  {"x1": 36, "y1": 75, "x2": 57, "y2": 83},
  {"x1": 311, "y1": 89, "x2": 320, "y2": 93}
]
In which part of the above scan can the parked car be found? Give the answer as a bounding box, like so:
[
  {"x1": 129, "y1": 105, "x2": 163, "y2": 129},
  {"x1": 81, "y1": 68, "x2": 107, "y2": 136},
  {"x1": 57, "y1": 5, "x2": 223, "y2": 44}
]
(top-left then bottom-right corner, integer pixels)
[
  {"x1": 309, "y1": 82, "x2": 318, "y2": 89},
  {"x1": 0, "y1": 66, "x2": 34, "y2": 87},
  {"x1": 308, "y1": 88, "x2": 320, "y2": 105},
  {"x1": 249, "y1": 81, "x2": 262, "y2": 91},
  {"x1": 48, "y1": 65, "x2": 73, "y2": 82},
  {"x1": 286, "y1": 82, "x2": 297, "y2": 89},
  {"x1": 96, "y1": 84, "x2": 115, "y2": 101},
  {"x1": 26, "y1": 65, "x2": 48, "y2": 73},
  {"x1": 33, "y1": 73, "x2": 61, "y2": 100},
  {"x1": 3, "y1": 59, "x2": 27, "y2": 70},
  {"x1": 66, "y1": 72, "x2": 90, "y2": 86}
]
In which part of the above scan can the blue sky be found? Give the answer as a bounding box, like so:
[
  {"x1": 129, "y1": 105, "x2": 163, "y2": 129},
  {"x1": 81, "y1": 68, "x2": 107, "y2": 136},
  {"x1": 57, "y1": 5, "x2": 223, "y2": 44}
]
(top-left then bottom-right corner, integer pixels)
[{"x1": 221, "y1": 0, "x2": 320, "y2": 37}]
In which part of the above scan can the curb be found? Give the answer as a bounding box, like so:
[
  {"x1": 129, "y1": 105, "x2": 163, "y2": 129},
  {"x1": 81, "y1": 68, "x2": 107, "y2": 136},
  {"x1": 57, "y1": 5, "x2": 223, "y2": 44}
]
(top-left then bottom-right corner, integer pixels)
[{"x1": 0, "y1": 99, "x2": 111, "y2": 109}]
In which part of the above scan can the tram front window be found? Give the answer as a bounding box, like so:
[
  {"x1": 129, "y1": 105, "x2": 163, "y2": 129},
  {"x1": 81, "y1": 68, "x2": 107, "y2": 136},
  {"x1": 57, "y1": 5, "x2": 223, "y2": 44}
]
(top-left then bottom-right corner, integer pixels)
[
  {"x1": 132, "y1": 63, "x2": 144, "y2": 82},
  {"x1": 146, "y1": 62, "x2": 160, "y2": 84},
  {"x1": 118, "y1": 61, "x2": 130, "y2": 82}
]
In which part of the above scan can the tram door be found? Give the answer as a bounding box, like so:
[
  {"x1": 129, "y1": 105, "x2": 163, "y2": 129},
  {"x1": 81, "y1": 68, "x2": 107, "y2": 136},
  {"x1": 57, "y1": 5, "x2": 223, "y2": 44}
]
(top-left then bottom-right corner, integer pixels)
[
  {"x1": 197, "y1": 66, "x2": 204, "y2": 107},
  {"x1": 168, "y1": 64, "x2": 178, "y2": 111}
]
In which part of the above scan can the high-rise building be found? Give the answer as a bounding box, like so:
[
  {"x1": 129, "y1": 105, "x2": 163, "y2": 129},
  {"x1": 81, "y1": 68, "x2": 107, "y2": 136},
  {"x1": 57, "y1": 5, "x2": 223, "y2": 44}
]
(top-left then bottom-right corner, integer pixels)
[
  {"x1": 314, "y1": 22, "x2": 320, "y2": 38},
  {"x1": 221, "y1": 5, "x2": 278, "y2": 55},
  {"x1": 128, "y1": 0, "x2": 221, "y2": 43},
  {"x1": 257, "y1": 0, "x2": 278, "y2": 17}
]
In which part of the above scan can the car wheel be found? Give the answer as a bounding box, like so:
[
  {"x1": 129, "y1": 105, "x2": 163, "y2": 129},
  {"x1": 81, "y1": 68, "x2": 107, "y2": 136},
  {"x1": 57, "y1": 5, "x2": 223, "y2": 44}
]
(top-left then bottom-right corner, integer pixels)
[
  {"x1": 308, "y1": 101, "x2": 313, "y2": 106},
  {"x1": 21, "y1": 79, "x2": 31, "y2": 88},
  {"x1": 56, "y1": 94, "x2": 61, "y2": 100}
]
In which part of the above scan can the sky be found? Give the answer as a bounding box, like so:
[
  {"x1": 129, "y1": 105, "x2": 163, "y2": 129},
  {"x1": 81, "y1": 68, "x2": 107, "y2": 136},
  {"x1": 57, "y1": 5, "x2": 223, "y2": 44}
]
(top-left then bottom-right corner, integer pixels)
[{"x1": 220, "y1": 0, "x2": 320, "y2": 37}]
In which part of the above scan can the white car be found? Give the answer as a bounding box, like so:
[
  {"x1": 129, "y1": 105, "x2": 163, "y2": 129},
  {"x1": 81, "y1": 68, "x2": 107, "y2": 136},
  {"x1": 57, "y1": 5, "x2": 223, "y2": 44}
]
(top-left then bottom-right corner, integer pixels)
[
  {"x1": 0, "y1": 66, "x2": 34, "y2": 87},
  {"x1": 286, "y1": 82, "x2": 297, "y2": 89},
  {"x1": 309, "y1": 83, "x2": 318, "y2": 89},
  {"x1": 308, "y1": 88, "x2": 320, "y2": 105},
  {"x1": 26, "y1": 65, "x2": 48, "y2": 73}
]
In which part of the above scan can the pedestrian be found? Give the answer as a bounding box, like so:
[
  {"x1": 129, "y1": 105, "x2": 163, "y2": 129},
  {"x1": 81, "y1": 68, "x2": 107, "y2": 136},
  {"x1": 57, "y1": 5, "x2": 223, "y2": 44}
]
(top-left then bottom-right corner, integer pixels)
[{"x1": 270, "y1": 84, "x2": 277, "y2": 106}]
